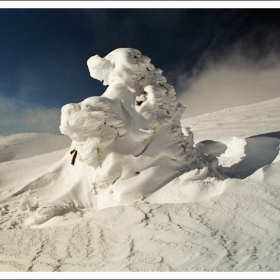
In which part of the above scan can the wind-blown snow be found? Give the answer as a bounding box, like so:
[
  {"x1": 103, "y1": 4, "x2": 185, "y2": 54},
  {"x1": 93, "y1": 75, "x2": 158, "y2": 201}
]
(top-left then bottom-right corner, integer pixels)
[{"x1": 0, "y1": 50, "x2": 279, "y2": 273}]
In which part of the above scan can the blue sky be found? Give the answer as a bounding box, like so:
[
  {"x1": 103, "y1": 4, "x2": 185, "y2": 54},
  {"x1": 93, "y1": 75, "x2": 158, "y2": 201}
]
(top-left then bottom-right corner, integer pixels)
[{"x1": 1, "y1": 5, "x2": 280, "y2": 135}]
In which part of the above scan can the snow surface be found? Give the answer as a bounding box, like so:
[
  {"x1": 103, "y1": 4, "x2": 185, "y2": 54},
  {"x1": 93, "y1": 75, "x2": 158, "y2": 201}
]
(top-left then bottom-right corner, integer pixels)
[{"x1": 0, "y1": 49, "x2": 280, "y2": 273}]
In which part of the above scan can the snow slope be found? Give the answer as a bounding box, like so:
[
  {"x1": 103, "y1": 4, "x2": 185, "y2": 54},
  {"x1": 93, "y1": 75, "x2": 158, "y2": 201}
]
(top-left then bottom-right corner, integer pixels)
[
  {"x1": 181, "y1": 97, "x2": 280, "y2": 143},
  {"x1": 0, "y1": 97, "x2": 279, "y2": 272},
  {"x1": 0, "y1": 133, "x2": 71, "y2": 162},
  {"x1": 0, "y1": 133, "x2": 71, "y2": 205}
]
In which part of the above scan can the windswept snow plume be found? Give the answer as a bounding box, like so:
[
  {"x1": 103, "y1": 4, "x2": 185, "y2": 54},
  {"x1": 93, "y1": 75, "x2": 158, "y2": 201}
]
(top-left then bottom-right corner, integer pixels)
[{"x1": 176, "y1": 39, "x2": 280, "y2": 119}]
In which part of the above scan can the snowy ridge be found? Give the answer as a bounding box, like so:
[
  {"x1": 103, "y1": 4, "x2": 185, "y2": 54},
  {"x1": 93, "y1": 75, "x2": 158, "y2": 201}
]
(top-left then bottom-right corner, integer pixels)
[{"x1": 182, "y1": 96, "x2": 280, "y2": 143}]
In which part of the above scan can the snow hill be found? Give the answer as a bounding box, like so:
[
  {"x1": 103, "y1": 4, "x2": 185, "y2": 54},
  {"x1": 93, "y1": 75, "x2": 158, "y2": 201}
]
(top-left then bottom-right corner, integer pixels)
[
  {"x1": 0, "y1": 133, "x2": 71, "y2": 162},
  {"x1": 0, "y1": 97, "x2": 279, "y2": 272}
]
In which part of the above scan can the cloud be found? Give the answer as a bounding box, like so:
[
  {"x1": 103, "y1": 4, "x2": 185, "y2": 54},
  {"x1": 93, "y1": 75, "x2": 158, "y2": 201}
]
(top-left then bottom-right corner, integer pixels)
[{"x1": 0, "y1": 95, "x2": 61, "y2": 135}]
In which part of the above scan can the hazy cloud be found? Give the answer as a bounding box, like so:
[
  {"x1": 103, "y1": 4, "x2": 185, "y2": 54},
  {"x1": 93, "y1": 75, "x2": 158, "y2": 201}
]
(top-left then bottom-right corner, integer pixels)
[
  {"x1": 173, "y1": 10, "x2": 280, "y2": 119},
  {"x1": 177, "y1": 50, "x2": 280, "y2": 119},
  {"x1": 0, "y1": 95, "x2": 61, "y2": 135}
]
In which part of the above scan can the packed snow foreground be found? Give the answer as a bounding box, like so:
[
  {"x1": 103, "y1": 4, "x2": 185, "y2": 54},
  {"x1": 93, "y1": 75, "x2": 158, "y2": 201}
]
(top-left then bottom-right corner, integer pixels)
[{"x1": 13, "y1": 48, "x2": 223, "y2": 225}]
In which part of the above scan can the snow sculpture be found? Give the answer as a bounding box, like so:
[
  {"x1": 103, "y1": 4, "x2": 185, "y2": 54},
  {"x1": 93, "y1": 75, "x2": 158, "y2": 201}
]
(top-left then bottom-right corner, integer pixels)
[
  {"x1": 18, "y1": 48, "x2": 221, "y2": 225},
  {"x1": 59, "y1": 48, "x2": 220, "y2": 207}
]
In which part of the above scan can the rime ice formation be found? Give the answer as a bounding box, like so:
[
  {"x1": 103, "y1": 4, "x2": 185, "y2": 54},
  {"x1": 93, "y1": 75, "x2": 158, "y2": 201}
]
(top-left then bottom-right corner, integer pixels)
[
  {"x1": 60, "y1": 48, "x2": 220, "y2": 206},
  {"x1": 16, "y1": 48, "x2": 221, "y2": 224}
]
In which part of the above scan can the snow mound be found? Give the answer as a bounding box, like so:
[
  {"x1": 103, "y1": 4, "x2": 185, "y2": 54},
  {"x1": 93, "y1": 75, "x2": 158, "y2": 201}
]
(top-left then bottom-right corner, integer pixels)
[
  {"x1": 192, "y1": 130, "x2": 280, "y2": 179},
  {"x1": 13, "y1": 48, "x2": 222, "y2": 225},
  {"x1": 220, "y1": 134, "x2": 280, "y2": 179},
  {"x1": 147, "y1": 133, "x2": 280, "y2": 204}
]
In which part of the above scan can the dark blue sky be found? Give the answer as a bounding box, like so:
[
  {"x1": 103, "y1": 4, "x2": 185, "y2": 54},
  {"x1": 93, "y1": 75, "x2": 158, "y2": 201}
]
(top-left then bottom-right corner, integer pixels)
[{"x1": 1, "y1": 8, "x2": 280, "y2": 134}]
